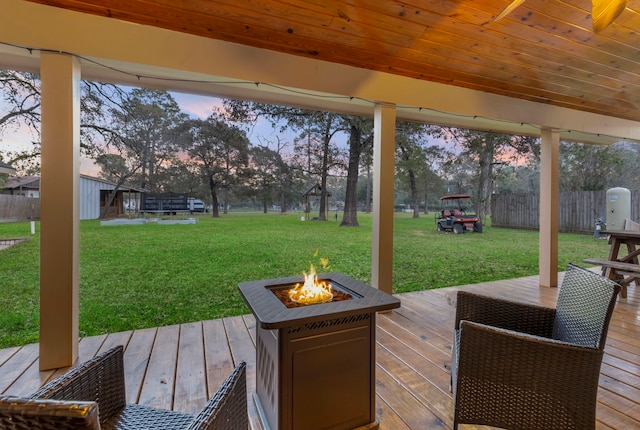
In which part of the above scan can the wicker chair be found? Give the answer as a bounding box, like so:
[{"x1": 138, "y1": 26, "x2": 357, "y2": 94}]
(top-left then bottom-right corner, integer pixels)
[
  {"x1": 0, "y1": 345, "x2": 248, "y2": 430},
  {"x1": 451, "y1": 263, "x2": 620, "y2": 430}
]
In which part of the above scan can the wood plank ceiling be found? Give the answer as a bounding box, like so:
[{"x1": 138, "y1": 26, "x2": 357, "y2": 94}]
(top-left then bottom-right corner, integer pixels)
[{"x1": 25, "y1": 0, "x2": 640, "y2": 123}]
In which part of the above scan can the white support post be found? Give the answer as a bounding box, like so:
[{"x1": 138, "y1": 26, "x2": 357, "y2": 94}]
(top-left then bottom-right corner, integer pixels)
[
  {"x1": 371, "y1": 103, "x2": 396, "y2": 294},
  {"x1": 39, "y1": 52, "x2": 81, "y2": 369},
  {"x1": 539, "y1": 128, "x2": 560, "y2": 288}
]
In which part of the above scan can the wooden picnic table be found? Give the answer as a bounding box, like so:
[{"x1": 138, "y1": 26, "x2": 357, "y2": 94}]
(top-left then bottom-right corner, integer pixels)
[{"x1": 583, "y1": 230, "x2": 640, "y2": 298}]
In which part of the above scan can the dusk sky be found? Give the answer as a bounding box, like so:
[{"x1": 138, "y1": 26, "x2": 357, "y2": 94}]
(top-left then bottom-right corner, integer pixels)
[
  {"x1": 1, "y1": 90, "x2": 309, "y2": 176},
  {"x1": 2, "y1": 87, "x2": 456, "y2": 177}
]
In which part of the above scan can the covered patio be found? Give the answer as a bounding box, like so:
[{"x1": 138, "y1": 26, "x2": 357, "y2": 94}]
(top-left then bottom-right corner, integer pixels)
[
  {"x1": 2, "y1": 3, "x2": 640, "y2": 421},
  {"x1": 1, "y1": 274, "x2": 639, "y2": 428}
]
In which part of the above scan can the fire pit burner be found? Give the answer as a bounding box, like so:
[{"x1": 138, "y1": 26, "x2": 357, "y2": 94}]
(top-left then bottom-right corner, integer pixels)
[
  {"x1": 239, "y1": 273, "x2": 400, "y2": 430},
  {"x1": 270, "y1": 281, "x2": 355, "y2": 308}
]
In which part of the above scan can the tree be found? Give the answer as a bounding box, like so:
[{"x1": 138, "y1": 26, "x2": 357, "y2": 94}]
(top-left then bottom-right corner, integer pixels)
[
  {"x1": 614, "y1": 142, "x2": 640, "y2": 190},
  {"x1": 395, "y1": 122, "x2": 446, "y2": 218},
  {"x1": 0, "y1": 70, "x2": 40, "y2": 137},
  {"x1": 0, "y1": 70, "x2": 41, "y2": 176},
  {"x1": 109, "y1": 89, "x2": 186, "y2": 191},
  {"x1": 396, "y1": 122, "x2": 427, "y2": 218},
  {"x1": 95, "y1": 153, "x2": 144, "y2": 218},
  {"x1": 94, "y1": 89, "x2": 187, "y2": 217},
  {"x1": 340, "y1": 116, "x2": 373, "y2": 227},
  {"x1": 450, "y1": 129, "x2": 537, "y2": 223},
  {"x1": 183, "y1": 114, "x2": 250, "y2": 217},
  {"x1": 248, "y1": 145, "x2": 280, "y2": 213},
  {"x1": 360, "y1": 145, "x2": 374, "y2": 213},
  {"x1": 248, "y1": 136, "x2": 296, "y2": 213},
  {"x1": 224, "y1": 100, "x2": 347, "y2": 221},
  {"x1": 162, "y1": 161, "x2": 205, "y2": 198},
  {"x1": 0, "y1": 71, "x2": 122, "y2": 176},
  {"x1": 80, "y1": 81, "x2": 128, "y2": 154},
  {"x1": 293, "y1": 112, "x2": 347, "y2": 221},
  {"x1": 491, "y1": 162, "x2": 540, "y2": 194},
  {"x1": 421, "y1": 146, "x2": 449, "y2": 213},
  {"x1": 560, "y1": 141, "x2": 627, "y2": 191},
  {"x1": 2, "y1": 148, "x2": 40, "y2": 176}
]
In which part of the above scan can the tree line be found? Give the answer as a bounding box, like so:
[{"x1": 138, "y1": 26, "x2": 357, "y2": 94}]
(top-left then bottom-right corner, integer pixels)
[{"x1": 2, "y1": 69, "x2": 640, "y2": 224}]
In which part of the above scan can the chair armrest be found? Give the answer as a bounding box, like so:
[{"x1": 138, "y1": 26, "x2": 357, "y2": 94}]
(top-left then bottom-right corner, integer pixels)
[
  {"x1": 455, "y1": 291, "x2": 556, "y2": 337},
  {"x1": 187, "y1": 361, "x2": 248, "y2": 430},
  {"x1": 30, "y1": 345, "x2": 127, "y2": 423},
  {"x1": 0, "y1": 396, "x2": 100, "y2": 430},
  {"x1": 453, "y1": 321, "x2": 603, "y2": 429},
  {"x1": 455, "y1": 320, "x2": 603, "y2": 397}
]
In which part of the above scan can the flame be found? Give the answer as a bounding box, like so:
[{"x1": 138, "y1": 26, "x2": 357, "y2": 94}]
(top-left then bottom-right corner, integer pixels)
[{"x1": 288, "y1": 262, "x2": 333, "y2": 305}]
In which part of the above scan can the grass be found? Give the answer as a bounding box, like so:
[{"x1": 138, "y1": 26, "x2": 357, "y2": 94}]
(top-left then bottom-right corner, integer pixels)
[{"x1": 0, "y1": 212, "x2": 611, "y2": 348}]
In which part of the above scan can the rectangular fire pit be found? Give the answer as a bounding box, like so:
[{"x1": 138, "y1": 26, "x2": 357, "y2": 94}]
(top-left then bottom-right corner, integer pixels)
[{"x1": 238, "y1": 273, "x2": 400, "y2": 430}]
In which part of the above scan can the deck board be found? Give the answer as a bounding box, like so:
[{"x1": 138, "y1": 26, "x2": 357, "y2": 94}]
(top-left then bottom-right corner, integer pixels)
[
  {"x1": 140, "y1": 324, "x2": 179, "y2": 410},
  {"x1": 203, "y1": 318, "x2": 235, "y2": 395},
  {"x1": 123, "y1": 327, "x2": 155, "y2": 403},
  {"x1": 0, "y1": 343, "x2": 38, "y2": 395},
  {"x1": 1, "y1": 274, "x2": 639, "y2": 429},
  {"x1": 175, "y1": 321, "x2": 207, "y2": 415}
]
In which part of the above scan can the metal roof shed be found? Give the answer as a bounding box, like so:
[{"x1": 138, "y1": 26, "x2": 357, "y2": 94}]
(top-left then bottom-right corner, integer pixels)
[{"x1": 79, "y1": 175, "x2": 141, "y2": 220}]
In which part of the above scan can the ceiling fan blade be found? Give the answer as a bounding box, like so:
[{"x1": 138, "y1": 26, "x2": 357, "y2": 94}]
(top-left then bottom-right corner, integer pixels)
[
  {"x1": 493, "y1": 0, "x2": 527, "y2": 22},
  {"x1": 592, "y1": 0, "x2": 628, "y2": 32}
]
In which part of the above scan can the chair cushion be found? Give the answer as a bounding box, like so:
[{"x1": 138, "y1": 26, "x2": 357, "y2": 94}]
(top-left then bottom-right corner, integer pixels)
[
  {"x1": 0, "y1": 396, "x2": 100, "y2": 430},
  {"x1": 102, "y1": 404, "x2": 194, "y2": 430}
]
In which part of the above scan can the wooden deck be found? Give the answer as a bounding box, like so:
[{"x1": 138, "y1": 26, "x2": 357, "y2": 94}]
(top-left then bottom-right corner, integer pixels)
[{"x1": 1, "y1": 273, "x2": 639, "y2": 429}]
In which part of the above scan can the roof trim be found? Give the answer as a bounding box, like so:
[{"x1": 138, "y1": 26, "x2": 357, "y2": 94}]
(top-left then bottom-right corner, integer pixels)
[{"x1": 80, "y1": 174, "x2": 143, "y2": 192}]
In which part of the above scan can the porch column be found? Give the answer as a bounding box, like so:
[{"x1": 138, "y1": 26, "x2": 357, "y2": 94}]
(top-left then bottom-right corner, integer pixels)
[
  {"x1": 371, "y1": 103, "x2": 396, "y2": 294},
  {"x1": 539, "y1": 128, "x2": 560, "y2": 288},
  {"x1": 39, "y1": 52, "x2": 81, "y2": 369}
]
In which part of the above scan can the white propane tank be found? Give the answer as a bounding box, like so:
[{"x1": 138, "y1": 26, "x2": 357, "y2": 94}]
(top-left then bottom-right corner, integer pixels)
[{"x1": 606, "y1": 187, "x2": 631, "y2": 231}]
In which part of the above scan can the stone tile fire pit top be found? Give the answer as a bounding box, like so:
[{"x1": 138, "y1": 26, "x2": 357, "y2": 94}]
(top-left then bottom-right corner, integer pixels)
[{"x1": 238, "y1": 272, "x2": 400, "y2": 329}]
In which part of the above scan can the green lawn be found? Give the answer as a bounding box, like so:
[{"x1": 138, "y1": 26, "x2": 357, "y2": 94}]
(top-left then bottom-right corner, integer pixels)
[{"x1": 0, "y1": 212, "x2": 610, "y2": 348}]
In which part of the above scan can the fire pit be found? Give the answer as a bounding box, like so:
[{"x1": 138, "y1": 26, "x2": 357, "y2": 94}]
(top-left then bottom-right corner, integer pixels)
[{"x1": 238, "y1": 273, "x2": 400, "y2": 430}]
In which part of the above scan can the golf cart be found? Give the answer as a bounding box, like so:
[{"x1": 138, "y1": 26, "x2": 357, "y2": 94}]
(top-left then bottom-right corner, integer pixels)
[{"x1": 436, "y1": 194, "x2": 483, "y2": 233}]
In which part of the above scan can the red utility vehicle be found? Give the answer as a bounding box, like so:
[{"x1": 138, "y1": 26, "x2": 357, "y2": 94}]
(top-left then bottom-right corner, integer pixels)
[{"x1": 436, "y1": 194, "x2": 483, "y2": 233}]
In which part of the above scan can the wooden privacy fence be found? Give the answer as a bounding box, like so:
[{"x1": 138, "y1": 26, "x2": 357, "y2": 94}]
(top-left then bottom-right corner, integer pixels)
[
  {"x1": 0, "y1": 195, "x2": 40, "y2": 221},
  {"x1": 491, "y1": 190, "x2": 640, "y2": 233}
]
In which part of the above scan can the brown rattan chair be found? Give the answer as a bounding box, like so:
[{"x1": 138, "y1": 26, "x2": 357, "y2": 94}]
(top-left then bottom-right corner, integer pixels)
[
  {"x1": 451, "y1": 263, "x2": 620, "y2": 430},
  {"x1": 0, "y1": 345, "x2": 248, "y2": 430}
]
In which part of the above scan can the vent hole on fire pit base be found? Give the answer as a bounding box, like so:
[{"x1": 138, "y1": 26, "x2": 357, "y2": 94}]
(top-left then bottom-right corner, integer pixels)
[{"x1": 288, "y1": 314, "x2": 371, "y2": 335}]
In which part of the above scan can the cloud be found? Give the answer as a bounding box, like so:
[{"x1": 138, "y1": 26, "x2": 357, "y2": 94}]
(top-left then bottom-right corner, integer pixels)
[
  {"x1": 2, "y1": 133, "x2": 32, "y2": 153},
  {"x1": 170, "y1": 92, "x2": 219, "y2": 119}
]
